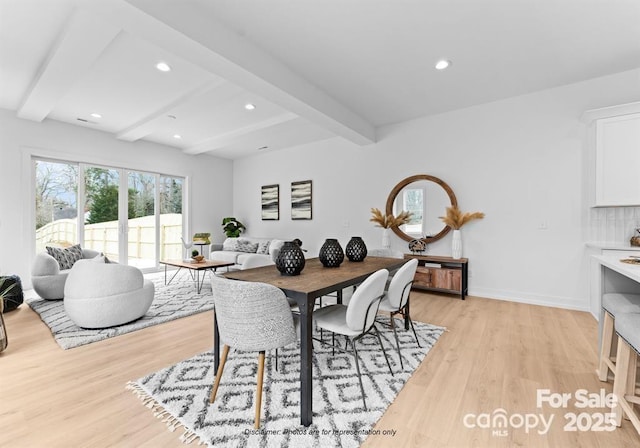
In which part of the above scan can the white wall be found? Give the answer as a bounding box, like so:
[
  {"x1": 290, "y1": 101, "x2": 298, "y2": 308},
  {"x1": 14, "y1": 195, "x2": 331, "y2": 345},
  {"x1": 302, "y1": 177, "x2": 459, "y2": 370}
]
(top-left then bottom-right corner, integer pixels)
[
  {"x1": 233, "y1": 68, "x2": 640, "y2": 311},
  {"x1": 0, "y1": 109, "x2": 233, "y2": 286}
]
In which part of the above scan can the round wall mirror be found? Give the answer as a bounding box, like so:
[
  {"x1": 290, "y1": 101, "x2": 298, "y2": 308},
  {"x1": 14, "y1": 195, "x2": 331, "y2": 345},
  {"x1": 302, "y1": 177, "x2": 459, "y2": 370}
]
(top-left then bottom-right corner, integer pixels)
[{"x1": 385, "y1": 174, "x2": 458, "y2": 243}]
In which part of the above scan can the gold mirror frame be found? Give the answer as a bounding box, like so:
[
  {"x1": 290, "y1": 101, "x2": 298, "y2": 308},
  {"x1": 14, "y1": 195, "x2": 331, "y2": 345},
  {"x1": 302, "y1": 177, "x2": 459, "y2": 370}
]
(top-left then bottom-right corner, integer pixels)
[{"x1": 385, "y1": 174, "x2": 458, "y2": 243}]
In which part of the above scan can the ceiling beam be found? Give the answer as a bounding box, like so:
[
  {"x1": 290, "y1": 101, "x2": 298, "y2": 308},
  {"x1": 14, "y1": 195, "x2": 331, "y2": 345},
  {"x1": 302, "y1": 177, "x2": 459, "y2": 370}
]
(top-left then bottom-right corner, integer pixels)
[
  {"x1": 17, "y1": 8, "x2": 120, "y2": 122},
  {"x1": 116, "y1": 79, "x2": 224, "y2": 142},
  {"x1": 80, "y1": 0, "x2": 376, "y2": 146},
  {"x1": 184, "y1": 112, "x2": 299, "y2": 155}
]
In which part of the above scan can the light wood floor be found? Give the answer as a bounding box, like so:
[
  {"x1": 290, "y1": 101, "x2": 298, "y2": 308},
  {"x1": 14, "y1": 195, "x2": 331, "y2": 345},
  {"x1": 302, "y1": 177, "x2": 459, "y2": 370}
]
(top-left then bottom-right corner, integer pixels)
[{"x1": 1, "y1": 290, "x2": 639, "y2": 447}]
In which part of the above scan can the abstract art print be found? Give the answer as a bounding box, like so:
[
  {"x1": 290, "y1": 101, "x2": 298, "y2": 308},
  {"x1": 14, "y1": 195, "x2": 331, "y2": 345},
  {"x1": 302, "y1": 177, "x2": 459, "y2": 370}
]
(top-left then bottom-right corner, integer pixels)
[
  {"x1": 261, "y1": 184, "x2": 279, "y2": 220},
  {"x1": 291, "y1": 180, "x2": 312, "y2": 220}
]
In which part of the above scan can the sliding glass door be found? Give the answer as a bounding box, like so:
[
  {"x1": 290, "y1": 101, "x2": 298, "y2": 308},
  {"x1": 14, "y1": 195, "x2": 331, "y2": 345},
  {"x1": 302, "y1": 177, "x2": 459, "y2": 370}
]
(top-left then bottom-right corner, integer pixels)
[{"x1": 34, "y1": 157, "x2": 185, "y2": 270}]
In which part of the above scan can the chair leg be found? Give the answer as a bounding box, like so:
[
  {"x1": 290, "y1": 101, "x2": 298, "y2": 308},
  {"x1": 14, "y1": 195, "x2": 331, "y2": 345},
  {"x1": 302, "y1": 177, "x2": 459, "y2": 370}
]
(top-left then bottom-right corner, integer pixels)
[
  {"x1": 373, "y1": 324, "x2": 394, "y2": 376},
  {"x1": 352, "y1": 340, "x2": 367, "y2": 410},
  {"x1": 389, "y1": 316, "x2": 403, "y2": 370},
  {"x1": 275, "y1": 348, "x2": 278, "y2": 372},
  {"x1": 598, "y1": 311, "x2": 615, "y2": 381},
  {"x1": 255, "y1": 351, "x2": 266, "y2": 429},
  {"x1": 408, "y1": 315, "x2": 421, "y2": 348},
  {"x1": 210, "y1": 344, "x2": 230, "y2": 403},
  {"x1": 613, "y1": 337, "x2": 632, "y2": 426}
]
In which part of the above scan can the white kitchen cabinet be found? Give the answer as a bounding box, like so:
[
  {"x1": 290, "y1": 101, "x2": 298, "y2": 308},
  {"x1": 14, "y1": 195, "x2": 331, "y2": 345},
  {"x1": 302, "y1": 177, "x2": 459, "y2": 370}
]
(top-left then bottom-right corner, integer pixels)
[
  {"x1": 582, "y1": 103, "x2": 640, "y2": 207},
  {"x1": 595, "y1": 112, "x2": 640, "y2": 206}
]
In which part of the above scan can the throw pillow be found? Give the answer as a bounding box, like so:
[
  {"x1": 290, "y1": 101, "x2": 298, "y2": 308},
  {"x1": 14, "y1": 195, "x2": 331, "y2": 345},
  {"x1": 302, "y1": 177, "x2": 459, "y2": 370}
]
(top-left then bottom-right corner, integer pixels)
[
  {"x1": 268, "y1": 239, "x2": 285, "y2": 256},
  {"x1": 46, "y1": 244, "x2": 83, "y2": 270},
  {"x1": 235, "y1": 238, "x2": 259, "y2": 253},
  {"x1": 256, "y1": 240, "x2": 271, "y2": 254},
  {"x1": 222, "y1": 238, "x2": 239, "y2": 251}
]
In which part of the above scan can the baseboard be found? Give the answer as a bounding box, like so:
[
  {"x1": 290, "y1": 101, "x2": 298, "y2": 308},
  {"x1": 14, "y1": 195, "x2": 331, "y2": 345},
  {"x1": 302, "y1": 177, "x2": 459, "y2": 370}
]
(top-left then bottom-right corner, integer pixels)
[{"x1": 469, "y1": 287, "x2": 590, "y2": 313}]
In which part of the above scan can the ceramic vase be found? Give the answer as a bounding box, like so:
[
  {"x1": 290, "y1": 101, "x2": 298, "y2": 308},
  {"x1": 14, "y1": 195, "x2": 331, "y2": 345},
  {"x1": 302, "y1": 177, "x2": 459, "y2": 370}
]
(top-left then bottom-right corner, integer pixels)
[
  {"x1": 345, "y1": 236, "x2": 367, "y2": 262},
  {"x1": 382, "y1": 228, "x2": 391, "y2": 249},
  {"x1": 275, "y1": 241, "x2": 306, "y2": 276},
  {"x1": 319, "y1": 238, "x2": 344, "y2": 268},
  {"x1": 451, "y1": 230, "x2": 462, "y2": 259}
]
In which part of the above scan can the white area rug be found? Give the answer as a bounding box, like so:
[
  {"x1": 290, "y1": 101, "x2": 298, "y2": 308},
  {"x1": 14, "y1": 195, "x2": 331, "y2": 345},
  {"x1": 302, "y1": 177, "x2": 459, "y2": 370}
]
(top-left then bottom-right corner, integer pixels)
[
  {"x1": 27, "y1": 271, "x2": 215, "y2": 349},
  {"x1": 127, "y1": 318, "x2": 445, "y2": 447}
]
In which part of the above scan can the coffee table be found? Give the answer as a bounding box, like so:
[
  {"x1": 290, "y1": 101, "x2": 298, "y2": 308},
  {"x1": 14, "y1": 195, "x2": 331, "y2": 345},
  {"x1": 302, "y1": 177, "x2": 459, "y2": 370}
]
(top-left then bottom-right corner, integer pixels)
[{"x1": 160, "y1": 259, "x2": 234, "y2": 293}]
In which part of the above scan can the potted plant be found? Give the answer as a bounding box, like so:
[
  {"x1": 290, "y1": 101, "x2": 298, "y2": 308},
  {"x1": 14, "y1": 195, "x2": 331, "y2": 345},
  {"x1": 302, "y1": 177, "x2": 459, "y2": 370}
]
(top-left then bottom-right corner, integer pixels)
[
  {"x1": 191, "y1": 249, "x2": 204, "y2": 263},
  {"x1": 0, "y1": 278, "x2": 18, "y2": 352},
  {"x1": 222, "y1": 217, "x2": 245, "y2": 238},
  {"x1": 369, "y1": 208, "x2": 412, "y2": 248}
]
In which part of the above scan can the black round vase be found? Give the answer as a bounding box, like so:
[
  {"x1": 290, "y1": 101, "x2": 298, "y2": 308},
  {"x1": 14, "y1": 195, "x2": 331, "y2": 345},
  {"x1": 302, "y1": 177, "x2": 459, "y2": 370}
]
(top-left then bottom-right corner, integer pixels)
[
  {"x1": 275, "y1": 241, "x2": 306, "y2": 276},
  {"x1": 319, "y1": 238, "x2": 344, "y2": 268},
  {"x1": 345, "y1": 236, "x2": 367, "y2": 262}
]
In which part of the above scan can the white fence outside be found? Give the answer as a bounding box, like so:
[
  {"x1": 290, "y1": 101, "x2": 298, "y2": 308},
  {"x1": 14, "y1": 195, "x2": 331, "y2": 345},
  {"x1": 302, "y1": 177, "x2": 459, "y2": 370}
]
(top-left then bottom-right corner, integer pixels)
[{"x1": 35, "y1": 214, "x2": 184, "y2": 263}]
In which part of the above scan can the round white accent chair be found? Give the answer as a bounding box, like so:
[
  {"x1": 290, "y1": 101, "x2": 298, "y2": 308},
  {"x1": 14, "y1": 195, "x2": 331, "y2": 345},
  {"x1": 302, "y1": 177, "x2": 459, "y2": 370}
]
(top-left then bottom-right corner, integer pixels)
[
  {"x1": 63, "y1": 259, "x2": 154, "y2": 328},
  {"x1": 31, "y1": 248, "x2": 101, "y2": 300}
]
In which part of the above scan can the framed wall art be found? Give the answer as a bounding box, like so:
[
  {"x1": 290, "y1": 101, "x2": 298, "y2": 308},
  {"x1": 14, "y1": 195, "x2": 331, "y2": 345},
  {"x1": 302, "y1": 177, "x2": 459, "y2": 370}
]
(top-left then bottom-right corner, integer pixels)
[
  {"x1": 261, "y1": 184, "x2": 279, "y2": 220},
  {"x1": 291, "y1": 180, "x2": 312, "y2": 220}
]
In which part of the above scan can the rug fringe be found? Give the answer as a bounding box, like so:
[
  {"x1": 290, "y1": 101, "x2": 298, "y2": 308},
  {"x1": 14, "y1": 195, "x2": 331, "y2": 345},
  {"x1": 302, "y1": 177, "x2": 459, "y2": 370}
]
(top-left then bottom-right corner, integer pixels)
[{"x1": 126, "y1": 381, "x2": 206, "y2": 446}]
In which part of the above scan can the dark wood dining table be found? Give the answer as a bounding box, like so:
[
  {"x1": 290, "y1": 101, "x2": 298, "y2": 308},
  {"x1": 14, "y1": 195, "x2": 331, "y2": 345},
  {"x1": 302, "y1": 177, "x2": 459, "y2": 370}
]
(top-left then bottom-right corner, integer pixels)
[{"x1": 220, "y1": 256, "x2": 407, "y2": 427}]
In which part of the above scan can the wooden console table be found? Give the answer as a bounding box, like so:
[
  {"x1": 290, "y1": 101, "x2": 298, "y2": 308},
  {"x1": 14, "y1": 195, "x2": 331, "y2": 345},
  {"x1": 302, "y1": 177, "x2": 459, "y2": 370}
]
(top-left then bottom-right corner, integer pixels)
[{"x1": 404, "y1": 254, "x2": 468, "y2": 299}]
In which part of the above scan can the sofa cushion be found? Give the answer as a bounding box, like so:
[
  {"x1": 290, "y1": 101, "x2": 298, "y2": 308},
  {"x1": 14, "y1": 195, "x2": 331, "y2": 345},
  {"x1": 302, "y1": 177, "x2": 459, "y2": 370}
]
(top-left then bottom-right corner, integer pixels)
[
  {"x1": 211, "y1": 251, "x2": 239, "y2": 264},
  {"x1": 237, "y1": 253, "x2": 272, "y2": 266},
  {"x1": 236, "y1": 238, "x2": 259, "y2": 253},
  {"x1": 222, "y1": 238, "x2": 239, "y2": 251},
  {"x1": 256, "y1": 240, "x2": 271, "y2": 254},
  {"x1": 46, "y1": 244, "x2": 83, "y2": 270}
]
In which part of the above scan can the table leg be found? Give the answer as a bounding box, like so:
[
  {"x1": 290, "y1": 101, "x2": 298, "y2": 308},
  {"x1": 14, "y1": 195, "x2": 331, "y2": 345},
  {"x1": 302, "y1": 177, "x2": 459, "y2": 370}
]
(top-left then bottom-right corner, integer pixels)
[
  {"x1": 404, "y1": 299, "x2": 410, "y2": 330},
  {"x1": 297, "y1": 295, "x2": 313, "y2": 426},
  {"x1": 166, "y1": 267, "x2": 182, "y2": 285}
]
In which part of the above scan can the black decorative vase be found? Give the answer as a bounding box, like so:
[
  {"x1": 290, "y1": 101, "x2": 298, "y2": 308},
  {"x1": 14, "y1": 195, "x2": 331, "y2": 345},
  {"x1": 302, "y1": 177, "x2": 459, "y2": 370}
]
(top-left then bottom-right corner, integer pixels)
[
  {"x1": 345, "y1": 236, "x2": 367, "y2": 262},
  {"x1": 319, "y1": 238, "x2": 344, "y2": 268},
  {"x1": 275, "y1": 241, "x2": 306, "y2": 276}
]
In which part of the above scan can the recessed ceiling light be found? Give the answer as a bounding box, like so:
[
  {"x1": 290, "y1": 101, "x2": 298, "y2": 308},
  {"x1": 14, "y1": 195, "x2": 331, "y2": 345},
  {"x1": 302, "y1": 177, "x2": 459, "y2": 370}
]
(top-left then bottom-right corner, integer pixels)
[
  {"x1": 90, "y1": 113, "x2": 102, "y2": 119},
  {"x1": 173, "y1": 134, "x2": 182, "y2": 139},
  {"x1": 156, "y1": 62, "x2": 171, "y2": 72},
  {"x1": 245, "y1": 103, "x2": 256, "y2": 110},
  {"x1": 435, "y1": 59, "x2": 451, "y2": 70}
]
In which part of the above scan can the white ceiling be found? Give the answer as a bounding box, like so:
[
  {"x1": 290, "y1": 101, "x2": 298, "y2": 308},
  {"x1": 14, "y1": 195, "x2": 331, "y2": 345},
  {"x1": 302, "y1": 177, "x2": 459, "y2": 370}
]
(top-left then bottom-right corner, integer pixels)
[{"x1": 1, "y1": 0, "x2": 639, "y2": 159}]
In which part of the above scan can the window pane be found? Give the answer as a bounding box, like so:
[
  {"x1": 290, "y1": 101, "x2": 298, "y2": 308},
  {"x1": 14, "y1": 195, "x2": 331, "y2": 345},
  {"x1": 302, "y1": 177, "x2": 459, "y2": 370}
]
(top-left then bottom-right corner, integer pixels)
[
  {"x1": 128, "y1": 171, "x2": 156, "y2": 269},
  {"x1": 34, "y1": 160, "x2": 78, "y2": 253},
  {"x1": 159, "y1": 176, "x2": 183, "y2": 260},
  {"x1": 403, "y1": 188, "x2": 424, "y2": 236},
  {"x1": 84, "y1": 167, "x2": 120, "y2": 260}
]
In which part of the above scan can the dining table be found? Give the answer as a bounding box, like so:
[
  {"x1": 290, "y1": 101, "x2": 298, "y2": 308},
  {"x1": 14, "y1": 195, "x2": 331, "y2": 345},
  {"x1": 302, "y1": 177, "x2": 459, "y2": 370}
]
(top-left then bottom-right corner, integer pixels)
[{"x1": 220, "y1": 255, "x2": 407, "y2": 426}]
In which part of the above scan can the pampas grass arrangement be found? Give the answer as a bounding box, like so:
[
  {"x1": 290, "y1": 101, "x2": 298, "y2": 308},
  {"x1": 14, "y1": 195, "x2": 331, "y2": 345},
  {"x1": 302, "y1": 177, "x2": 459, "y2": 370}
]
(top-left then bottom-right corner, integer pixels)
[
  {"x1": 370, "y1": 208, "x2": 413, "y2": 228},
  {"x1": 439, "y1": 206, "x2": 485, "y2": 230}
]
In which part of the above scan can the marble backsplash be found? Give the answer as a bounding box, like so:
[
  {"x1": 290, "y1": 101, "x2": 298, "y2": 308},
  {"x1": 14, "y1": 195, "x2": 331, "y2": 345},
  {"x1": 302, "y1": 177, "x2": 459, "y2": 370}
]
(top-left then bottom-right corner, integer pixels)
[{"x1": 589, "y1": 206, "x2": 640, "y2": 244}]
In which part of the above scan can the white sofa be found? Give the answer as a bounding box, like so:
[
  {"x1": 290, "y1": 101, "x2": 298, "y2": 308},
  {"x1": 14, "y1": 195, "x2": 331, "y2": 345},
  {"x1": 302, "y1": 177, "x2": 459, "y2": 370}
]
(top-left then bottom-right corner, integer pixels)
[{"x1": 209, "y1": 237, "x2": 285, "y2": 270}]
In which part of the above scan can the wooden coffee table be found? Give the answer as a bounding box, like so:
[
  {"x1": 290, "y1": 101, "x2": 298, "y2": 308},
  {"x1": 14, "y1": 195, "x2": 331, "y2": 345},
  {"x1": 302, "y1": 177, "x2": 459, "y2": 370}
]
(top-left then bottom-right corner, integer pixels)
[{"x1": 160, "y1": 259, "x2": 235, "y2": 294}]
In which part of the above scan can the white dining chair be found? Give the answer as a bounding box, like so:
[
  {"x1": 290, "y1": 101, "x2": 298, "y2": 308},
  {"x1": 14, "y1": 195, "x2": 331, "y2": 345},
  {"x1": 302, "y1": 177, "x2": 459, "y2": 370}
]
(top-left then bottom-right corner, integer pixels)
[
  {"x1": 377, "y1": 258, "x2": 420, "y2": 370},
  {"x1": 313, "y1": 268, "x2": 393, "y2": 410}
]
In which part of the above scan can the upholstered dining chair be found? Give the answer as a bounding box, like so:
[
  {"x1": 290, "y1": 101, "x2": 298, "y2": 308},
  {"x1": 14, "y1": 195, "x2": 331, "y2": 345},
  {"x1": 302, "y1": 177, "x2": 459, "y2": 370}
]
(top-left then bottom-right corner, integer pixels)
[
  {"x1": 376, "y1": 258, "x2": 420, "y2": 370},
  {"x1": 209, "y1": 275, "x2": 297, "y2": 428},
  {"x1": 610, "y1": 312, "x2": 640, "y2": 432},
  {"x1": 597, "y1": 292, "x2": 640, "y2": 383},
  {"x1": 313, "y1": 268, "x2": 393, "y2": 410}
]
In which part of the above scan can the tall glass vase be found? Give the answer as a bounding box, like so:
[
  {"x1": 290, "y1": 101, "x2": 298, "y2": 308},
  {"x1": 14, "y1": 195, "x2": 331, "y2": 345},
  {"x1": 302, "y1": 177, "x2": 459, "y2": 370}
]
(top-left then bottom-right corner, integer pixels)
[{"x1": 451, "y1": 230, "x2": 462, "y2": 259}]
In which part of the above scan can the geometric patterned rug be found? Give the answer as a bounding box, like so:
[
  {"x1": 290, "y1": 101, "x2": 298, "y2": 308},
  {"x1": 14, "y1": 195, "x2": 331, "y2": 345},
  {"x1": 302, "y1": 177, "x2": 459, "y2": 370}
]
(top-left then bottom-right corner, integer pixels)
[
  {"x1": 127, "y1": 318, "x2": 445, "y2": 447},
  {"x1": 26, "y1": 270, "x2": 216, "y2": 350}
]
